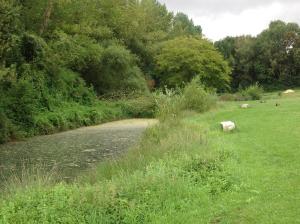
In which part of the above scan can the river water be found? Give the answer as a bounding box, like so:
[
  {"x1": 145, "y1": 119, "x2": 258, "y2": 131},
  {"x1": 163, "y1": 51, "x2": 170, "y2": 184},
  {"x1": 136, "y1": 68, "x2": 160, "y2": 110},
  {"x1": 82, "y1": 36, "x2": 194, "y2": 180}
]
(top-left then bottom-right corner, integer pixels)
[{"x1": 0, "y1": 119, "x2": 158, "y2": 184}]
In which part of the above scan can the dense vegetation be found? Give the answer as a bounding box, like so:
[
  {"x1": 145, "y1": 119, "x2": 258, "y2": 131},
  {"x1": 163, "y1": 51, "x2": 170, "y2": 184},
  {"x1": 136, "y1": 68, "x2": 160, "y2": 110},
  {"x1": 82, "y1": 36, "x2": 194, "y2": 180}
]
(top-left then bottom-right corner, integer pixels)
[
  {"x1": 1, "y1": 0, "x2": 226, "y2": 143},
  {"x1": 215, "y1": 20, "x2": 300, "y2": 90}
]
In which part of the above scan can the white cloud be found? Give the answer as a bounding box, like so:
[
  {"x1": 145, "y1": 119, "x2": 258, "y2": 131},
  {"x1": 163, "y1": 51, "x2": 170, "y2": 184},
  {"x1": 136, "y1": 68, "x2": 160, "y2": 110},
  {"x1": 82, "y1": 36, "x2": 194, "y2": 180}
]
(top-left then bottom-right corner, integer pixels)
[
  {"x1": 198, "y1": 2, "x2": 282, "y2": 41},
  {"x1": 159, "y1": 0, "x2": 300, "y2": 41}
]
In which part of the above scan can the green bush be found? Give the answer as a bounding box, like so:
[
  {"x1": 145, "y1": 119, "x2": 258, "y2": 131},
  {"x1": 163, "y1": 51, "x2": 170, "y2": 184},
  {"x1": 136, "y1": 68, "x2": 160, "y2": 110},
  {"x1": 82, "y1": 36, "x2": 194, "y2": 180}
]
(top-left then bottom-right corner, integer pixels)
[
  {"x1": 155, "y1": 79, "x2": 216, "y2": 121},
  {"x1": 182, "y1": 78, "x2": 217, "y2": 112},
  {"x1": 220, "y1": 84, "x2": 264, "y2": 101},
  {"x1": 121, "y1": 95, "x2": 157, "y2": 118},
  {"x1": 240, "y1": 83, "x2": 264, "y2": 100}
]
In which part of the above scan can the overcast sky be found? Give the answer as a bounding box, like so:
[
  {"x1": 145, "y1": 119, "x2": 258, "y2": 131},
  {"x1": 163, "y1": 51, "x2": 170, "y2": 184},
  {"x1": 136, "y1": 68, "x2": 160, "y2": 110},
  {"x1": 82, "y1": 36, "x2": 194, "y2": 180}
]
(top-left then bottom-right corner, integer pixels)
[{"x1": 158, "y1": 0, "x2": 300, "y2": 41}]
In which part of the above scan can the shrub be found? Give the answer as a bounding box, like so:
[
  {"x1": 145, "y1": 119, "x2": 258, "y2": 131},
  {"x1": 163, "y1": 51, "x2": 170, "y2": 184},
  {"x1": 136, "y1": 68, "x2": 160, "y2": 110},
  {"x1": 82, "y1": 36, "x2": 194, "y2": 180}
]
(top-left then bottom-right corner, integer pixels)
[
  {"x1": 240, "y1": 83, "x2": 263, "y2": 100},
  {"x1": 220, "y1": 84, "x2": 264, "y2": 101},
  {"x1": 154, "y1": 80, "x2": 216, "y2": 121},
  {"x1": 121, "y1": 95, "x2": 157, "y2": 118},
  {"x1": 182, "y1": 78, "x2": 217, "y2": 112}
]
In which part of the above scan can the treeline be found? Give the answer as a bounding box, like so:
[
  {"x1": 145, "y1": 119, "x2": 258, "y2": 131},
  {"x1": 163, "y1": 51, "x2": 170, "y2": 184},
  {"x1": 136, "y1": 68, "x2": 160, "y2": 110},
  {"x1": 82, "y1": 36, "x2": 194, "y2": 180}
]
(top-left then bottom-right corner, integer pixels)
[
  {"x1": 0, "y1": 0, "x2": 231, "y2": 143},
  {"x1": 215, "y1": 20, "x2": 300, "y2": 90}
]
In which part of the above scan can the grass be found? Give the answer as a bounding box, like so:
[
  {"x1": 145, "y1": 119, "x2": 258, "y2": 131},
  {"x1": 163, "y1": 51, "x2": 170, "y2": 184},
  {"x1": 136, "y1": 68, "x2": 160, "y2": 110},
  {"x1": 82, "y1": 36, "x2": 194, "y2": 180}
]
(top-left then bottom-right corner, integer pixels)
[
  {"x1": 0, "y1": 91, "x2": 299, "y2": 223},
  {"x1": 187, "y1": 91, "x2": 300, "y2": 223}
]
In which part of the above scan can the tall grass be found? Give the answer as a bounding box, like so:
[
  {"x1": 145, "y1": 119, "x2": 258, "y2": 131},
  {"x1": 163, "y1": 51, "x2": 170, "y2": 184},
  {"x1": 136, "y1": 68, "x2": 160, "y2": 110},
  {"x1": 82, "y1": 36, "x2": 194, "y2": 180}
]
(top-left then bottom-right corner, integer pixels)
[
  {"x1": 155, "y1": 79, "x2": 217, "y2": 121},
  {"x1": 0, "y1": 115, "x2": 236, "y2": 223}
]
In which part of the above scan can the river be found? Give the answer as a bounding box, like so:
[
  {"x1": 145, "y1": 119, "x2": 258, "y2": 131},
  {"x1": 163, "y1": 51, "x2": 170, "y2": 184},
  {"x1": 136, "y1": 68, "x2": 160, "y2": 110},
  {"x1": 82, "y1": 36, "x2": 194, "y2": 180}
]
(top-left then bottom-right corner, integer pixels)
[{"x1": 0, "y1": 119, "x2": 158, "y2": 185}]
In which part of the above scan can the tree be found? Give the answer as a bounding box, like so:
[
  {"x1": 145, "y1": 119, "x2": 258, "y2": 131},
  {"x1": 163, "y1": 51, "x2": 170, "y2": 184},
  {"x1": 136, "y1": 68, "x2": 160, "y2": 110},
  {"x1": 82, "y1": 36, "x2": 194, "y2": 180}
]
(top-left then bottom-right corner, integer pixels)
[
  {"x1": 254, "y1": 20, "x2": 300, "y2": 87},
  {"x1": 170, "y1": 12, "x2": 202, "y2": 37},
  {"x1": 155, "y1": 37, "x2": 231, "y2": 91},
  {"x1": 0, "y1": 0, "x2": 22, "y2": 66},
  {"x1": 216, "y1": 21, "x2": 300, "y2": 90}
]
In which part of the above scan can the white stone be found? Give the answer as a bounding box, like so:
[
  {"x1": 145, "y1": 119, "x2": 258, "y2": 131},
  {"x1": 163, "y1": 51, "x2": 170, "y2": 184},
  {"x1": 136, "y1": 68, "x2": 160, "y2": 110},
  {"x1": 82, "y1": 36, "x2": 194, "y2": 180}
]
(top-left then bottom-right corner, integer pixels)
[
  {"x1": 283, "y1": 89, "x2": 295, "y2": 94},
  {"x1": 241, "y1": 104, "x2": 250, "y2": 109},
  {"x1": 220, "y1": 121, "x2": 236, "y2": 132}
]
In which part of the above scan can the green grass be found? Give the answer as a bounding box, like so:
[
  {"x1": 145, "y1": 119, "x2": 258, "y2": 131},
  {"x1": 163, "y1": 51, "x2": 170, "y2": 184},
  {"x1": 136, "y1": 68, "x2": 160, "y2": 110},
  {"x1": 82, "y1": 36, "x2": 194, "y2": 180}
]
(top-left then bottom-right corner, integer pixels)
[
  {"x1": 0, "y1": 92, "x2": 299, "y2": 223},
  {"x1": 187, "y1": 92, "x2": 300, "y2": 223}
]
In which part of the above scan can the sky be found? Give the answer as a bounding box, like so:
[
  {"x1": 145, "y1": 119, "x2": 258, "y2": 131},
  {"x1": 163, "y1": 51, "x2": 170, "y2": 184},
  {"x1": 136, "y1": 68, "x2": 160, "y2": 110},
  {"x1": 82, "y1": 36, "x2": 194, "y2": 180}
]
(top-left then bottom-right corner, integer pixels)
[{"x1": 158, "y1": 0, "x2": 300, "y2": 41}]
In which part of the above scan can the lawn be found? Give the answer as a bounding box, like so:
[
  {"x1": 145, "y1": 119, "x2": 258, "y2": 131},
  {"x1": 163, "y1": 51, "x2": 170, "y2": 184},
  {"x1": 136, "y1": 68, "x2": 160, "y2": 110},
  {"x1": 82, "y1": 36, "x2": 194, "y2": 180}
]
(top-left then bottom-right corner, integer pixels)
[{"x1": 187, "y1": 92, "x2": 300, "y2": 223}]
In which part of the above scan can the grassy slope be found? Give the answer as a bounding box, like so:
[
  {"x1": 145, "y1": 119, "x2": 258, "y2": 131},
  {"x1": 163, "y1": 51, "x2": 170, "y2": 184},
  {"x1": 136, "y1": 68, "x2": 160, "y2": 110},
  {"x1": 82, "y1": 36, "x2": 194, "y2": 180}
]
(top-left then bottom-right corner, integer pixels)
[
  {"x1": 0, "y1": 93, "x2": 299, "y2": 223},
  {"x1": 188, "y1": 93, "x2": 300, "y2": 223}
]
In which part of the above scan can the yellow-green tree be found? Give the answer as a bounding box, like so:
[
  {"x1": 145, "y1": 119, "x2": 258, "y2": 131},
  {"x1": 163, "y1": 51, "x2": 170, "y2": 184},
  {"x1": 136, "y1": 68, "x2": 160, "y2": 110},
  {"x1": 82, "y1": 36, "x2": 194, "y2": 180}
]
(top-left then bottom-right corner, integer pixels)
[{"x1": 155, "y1": 37, "x2": 231, "y2": 91}]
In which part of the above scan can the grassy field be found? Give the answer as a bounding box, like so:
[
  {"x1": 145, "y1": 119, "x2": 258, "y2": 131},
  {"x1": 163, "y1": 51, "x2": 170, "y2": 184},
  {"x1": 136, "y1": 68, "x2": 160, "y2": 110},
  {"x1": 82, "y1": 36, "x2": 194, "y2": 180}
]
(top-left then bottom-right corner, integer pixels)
[
  {"x1": 0, "y1": 92, "x2": 299, "y2": 223},
  {"x1": 187, "y1": 92, "x2": 300, "y2": 223}
]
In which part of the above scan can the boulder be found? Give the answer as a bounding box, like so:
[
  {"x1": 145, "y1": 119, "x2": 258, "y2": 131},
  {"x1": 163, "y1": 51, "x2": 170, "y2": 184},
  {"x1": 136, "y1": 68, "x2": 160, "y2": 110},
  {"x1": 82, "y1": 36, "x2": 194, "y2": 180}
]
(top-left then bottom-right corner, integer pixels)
[
  {"x1": 283, "y1": 89, "x2": 295, "y2": 94},
  {"x1": 220, "y1": 121, "x2": 236, "y2": 132},
  {"x1": 241, "y1": 104, "x2": 250, "y2": 109}
]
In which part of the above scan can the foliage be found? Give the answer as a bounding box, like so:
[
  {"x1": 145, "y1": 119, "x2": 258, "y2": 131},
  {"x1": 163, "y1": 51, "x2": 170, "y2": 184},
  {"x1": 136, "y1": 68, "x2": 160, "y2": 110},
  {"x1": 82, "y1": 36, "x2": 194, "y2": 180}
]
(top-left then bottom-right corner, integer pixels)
[
  {"x1": 182, "y1": 78, "x2": 217, "y2": 112},
  {"x1": 155, "y1": 79, "x2": 216, "y2": 121},
  {"x1": 154, "y1": 88, "x2": 183, "y2": 121},
  {"x1": 97, "y1": 45, "x2": 148, "y2": 94},
  {"x1": 215, "y1": 20, "x2": 300, "y2": 90},
  {"x1": 121, "y1": 95, "x2": 157, "y2": 118},
  {"x1": 155, "y1": 37, "x2": 231, "y2": 91},
  {"x1": 219, "y1": 84, "x2": 263, "y2": 101},
  {"x1": 0, "y1": 0, "x2": 21, "y2": 65},
  {"x1": 33, "y1": 101, "x2": 126, "y2": 135},
  {"x1": 1, "y1": 0, "x2": 210, "y2": 144},
  {"x1": 240, "y1": 83, "x2": 264, "y2": 100},
  {"x1": 170, "y1": 12, "x2": 202, "y2": 37}
]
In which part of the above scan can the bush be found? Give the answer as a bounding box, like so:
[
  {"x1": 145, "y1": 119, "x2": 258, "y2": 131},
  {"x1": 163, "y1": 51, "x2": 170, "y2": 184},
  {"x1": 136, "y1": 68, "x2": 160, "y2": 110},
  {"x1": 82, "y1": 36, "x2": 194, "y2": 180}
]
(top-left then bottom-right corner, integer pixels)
[
  {"x1": 182, "y1": 78, "x2": 217, "y2": 112},
  {"x1": 121, "y1": 95, "x2": 157, "y2": 118},
  {"x1": 240, "y1": 83, "x2": 263, "y2": 100},
  {"x1": 155, "y1": 79, "x2": 216, "y2": 121},
  {"x1": 220, "y1": 84, "x2": 264, "y2": 101}
]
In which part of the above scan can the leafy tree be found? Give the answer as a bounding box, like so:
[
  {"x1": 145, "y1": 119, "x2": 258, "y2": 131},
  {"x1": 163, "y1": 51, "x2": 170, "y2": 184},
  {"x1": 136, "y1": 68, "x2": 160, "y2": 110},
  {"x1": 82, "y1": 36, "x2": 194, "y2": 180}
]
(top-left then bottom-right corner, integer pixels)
[
  {"x1": 216, "y1": 20, "x2": 300, "y2": 90},
  {"x1": 170, "y1": 12, "x2": 202, "y2": 37},
  {"x1": 254, "y1": 20, "x2": 300, "y2": 87},
  {"x1": 155, "y1": 37, "x2": 231, "y2": 91},
  {"x1": 0, "y1": 0, "x2": 22, "y2": 66}
]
